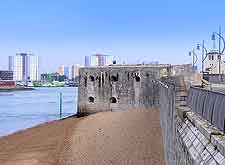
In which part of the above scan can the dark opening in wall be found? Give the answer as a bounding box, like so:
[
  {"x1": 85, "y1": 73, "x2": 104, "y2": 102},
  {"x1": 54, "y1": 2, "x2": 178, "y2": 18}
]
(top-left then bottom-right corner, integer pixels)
[
  {"x1": 98, "y1": 76, "x2": 101, "y2": 87},
  {"x1": 135, "y1": 76, "x2": 140, "y2": 82},
  {"x1": 111, "y1": 75, "x2": 118, "y2": 82},
  {"x1": 89, "y1": 76, "x2": 95, "y2": 81},
  {"x1": 102, "y1": 75, "x2": 104, "y2": 85},
  {"x1": 110, "y1": 97, "x2": 117, "y2": 103},
  {"x1": 84, "y1": 77, "x2": 87, "y2": 87},
  {"x1": 88, "y1": 96, "x2": 94, "y2": 103}
]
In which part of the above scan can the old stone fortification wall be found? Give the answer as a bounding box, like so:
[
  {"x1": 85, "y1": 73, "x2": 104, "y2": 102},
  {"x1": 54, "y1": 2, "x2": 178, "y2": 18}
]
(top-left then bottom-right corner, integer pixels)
[
  {"x1": 78, "y1": 65, "x2": 225, "y2": 164},
  {"x1": 78, "y1": 65, "x2": 171, "y2": 115},
  {"x1": 160, "y1": 76, "x2": 225, "y2": 165}
]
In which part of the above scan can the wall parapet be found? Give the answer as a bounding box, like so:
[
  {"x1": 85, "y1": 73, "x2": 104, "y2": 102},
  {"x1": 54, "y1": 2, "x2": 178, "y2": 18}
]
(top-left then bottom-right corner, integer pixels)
[
  {"x1": 159, "y1": 76, "x2": 225, "y2": 165},
  {"x1": 187, "y1": 86, "x2": 225, "y2": 132}
]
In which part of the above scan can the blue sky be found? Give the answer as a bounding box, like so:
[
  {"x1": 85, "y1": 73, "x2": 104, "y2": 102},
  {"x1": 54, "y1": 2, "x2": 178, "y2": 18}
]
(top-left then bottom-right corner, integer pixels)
[{"x1": 0, "y1": 0, "x2": 225, "y2": 72}]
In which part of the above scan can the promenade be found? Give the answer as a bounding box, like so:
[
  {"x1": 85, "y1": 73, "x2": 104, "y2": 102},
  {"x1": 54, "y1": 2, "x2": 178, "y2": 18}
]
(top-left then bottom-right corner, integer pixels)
[{"x1": 0, "y1": 109, "x2": 164, "y2": 165}]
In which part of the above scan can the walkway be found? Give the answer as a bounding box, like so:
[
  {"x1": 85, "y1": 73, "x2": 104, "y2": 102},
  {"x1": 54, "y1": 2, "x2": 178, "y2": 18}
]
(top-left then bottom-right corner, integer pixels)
[{"x1": 0, "y1": 109, "x2": 164, "y2": 165}]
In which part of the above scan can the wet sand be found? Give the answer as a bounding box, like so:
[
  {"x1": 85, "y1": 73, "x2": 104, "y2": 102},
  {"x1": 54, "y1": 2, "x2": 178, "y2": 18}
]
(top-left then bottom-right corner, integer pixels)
[{"x1": 0, "y1": 109, "x2": 164, "y2": 165}]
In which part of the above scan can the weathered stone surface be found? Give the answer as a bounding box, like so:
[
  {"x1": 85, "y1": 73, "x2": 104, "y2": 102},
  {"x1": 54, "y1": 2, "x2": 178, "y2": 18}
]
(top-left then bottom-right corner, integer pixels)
[
  {"x1": 160, "y1": 76, "x2": 225, "y2": 165},
  {"x1": 78, "y1": 65, "x2": 171, "y2": 115},
  {"x1": 78, "y1": 65, "x2": 225, "y2": 165}
]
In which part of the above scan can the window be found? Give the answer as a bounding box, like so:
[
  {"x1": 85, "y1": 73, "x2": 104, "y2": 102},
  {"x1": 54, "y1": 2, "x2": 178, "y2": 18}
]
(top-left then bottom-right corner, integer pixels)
[
  {"x1": 218, "y1": 55, "x2": 221, "y2": 60},
  {"x1": 110, "y1": 97, "x2": 117, "y2": 103},
  {"x1": 88, "y1": 97, "x2": 94, "y2": 103},
  {"x1": 209, "y1": 55, "x2": 214, "y2": 60}
]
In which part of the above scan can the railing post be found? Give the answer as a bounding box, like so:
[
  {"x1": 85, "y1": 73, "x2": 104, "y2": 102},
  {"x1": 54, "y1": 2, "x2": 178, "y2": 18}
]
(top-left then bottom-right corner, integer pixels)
[{"x1": 59, "y1": 92, "x2": 62, "y2": 118}]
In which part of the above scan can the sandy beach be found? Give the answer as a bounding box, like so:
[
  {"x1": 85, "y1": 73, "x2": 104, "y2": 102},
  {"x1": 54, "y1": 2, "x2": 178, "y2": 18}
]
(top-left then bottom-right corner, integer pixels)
[{"x1": 0, "y1": 109, "x2": 164, "y2": 165}]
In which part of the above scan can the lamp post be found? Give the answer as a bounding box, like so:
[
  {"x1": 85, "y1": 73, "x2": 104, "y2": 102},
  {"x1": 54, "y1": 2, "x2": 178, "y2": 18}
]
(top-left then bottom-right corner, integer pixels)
[
  {"x1": 196, "y1": 40, "x2": 208, "y2": 73},
  {"x1": 189, "y1": 48, "x2": 198, "y2": 70},
  {"x1": 211, "y1": 27, "x2": 225, "y2": 75}
]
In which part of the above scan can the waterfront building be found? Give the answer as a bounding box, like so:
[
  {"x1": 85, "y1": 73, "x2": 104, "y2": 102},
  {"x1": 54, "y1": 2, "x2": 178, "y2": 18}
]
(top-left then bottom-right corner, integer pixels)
[
  {"x1": 85, "y1": 56, "x2": 90, "y2": 67},
  {"x1": 86, "y1": 54, "x2": 114, "y2": 66},
  {"x1": 8, "y1": 56, "x2": 14, "y2": 71},
  {"x1": 41, "y1": 72, "x2": 62, "y2": 82},
  {"x1": 58, "y1": 65, "x2": 65, "y2": 76},
  {"x1": 75, "y1": 64, "x2": 80, "y2": 77},
  {"x1": 58, "y1": 65, "x2": 70, "y2": 79},
  {"x1": 205, "y1": 50, "x2": 225, "y2": 74},
  {"x1": 69, "y1": 65, "x2": 75, "y2": 80},
  {"x1": 0, "y1": 70, "x2": 13, "y2": 80},
  {"x1": 0, "y1": 80, "x2": 16, "y2": 89},
  {"x1": 69, "y1": 64, "x2": 80, "y2": 81},
  {"x1": 8, "y1": 53, "x2": 39, "y2": 81},
  {"x1": 64, "y1": 66, "x2": 69, "y2": 79}
]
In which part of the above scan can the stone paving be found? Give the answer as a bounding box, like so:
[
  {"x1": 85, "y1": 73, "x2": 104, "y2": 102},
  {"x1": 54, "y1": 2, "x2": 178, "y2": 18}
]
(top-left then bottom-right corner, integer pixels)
[
  {"x1": 57, "y1": 109, "x2": 164, "y2": 165},
  {"x1": 0, "y1": 109, "x2": 164, "y2": 165}
]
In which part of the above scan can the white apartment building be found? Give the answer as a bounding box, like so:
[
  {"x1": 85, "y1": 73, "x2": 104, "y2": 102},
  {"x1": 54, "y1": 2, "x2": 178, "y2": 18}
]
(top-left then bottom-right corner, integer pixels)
[{"x1": 9, "y1": 53, "x2": 39, "y2": 81}]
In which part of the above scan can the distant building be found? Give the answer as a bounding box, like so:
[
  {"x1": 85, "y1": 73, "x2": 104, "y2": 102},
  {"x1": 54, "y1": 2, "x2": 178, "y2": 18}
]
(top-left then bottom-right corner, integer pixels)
[
  {"x1": 64, "y1": 66, "x2": 69, "y2": 79},
  {"x1": 149, "y1": 61, "x2": 159, "y2": 65},
  {"x1": 172, "y1": 64, "x2": 193, "y2": 75},
  {"x1": 87, "y1": 54, "x2": 113, "y2": 66},
  {"x1": 0, "y1": 70, "x2": 15, "y2": 89},
  {"x1": 0, "y1": 80, "x2": 16, "y2": 89},
  {"x1": 69, "y1": 64, "x2": 80, "y2": 81},
  {"x1": 205, "y1": 51, "x2": 225, "y2": 74},
  {"x1": 69, "y1": 65, "x2": 75, "y2": 80},
  {"x1": 75, "y1": 64, "x2": 80, "y2": 77},
  {"x1": 0, "y1": 70, "x2": 13, "y2": 80},
  {"x1": 8, "y1": 53, "x2": 39, "y2": 81},
  {"x1": 58, "y1": 65, "x2": 65, "y2": 76},
  {"x1": 58, "y1": 65, "x2": 70, "y2": 79},
  {"x1": 8, "y1": 56, "x2": 14, "y2": 71},
  {"x1": 85, "y1": 56, "x2": 90, "y2": 67},
  {"x1": 41, "y1": 72, "x2": 62, "y2": 82}
]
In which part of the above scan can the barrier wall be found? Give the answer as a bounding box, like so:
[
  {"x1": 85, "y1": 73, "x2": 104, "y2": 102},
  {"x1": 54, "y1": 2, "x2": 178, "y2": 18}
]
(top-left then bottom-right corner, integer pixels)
[
  {"x1": 203, "y1": 74, "x2": 225, "y2": 84},
  {"x1": 159, "y1": 81, "x2": 176, "y2": 165},
  {"x1": 187, "y1": 87, "x2": 225, "y2": 132},
  {"x1": 159, "y1": 77, "x2": 225, "y2": 165}
]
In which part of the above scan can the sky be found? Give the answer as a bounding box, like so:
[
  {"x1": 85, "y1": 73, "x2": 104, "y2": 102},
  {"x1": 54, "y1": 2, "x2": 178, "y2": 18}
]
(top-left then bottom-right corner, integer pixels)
[{"x1": 0, "y1": 0, "x2": 225, "y2": 72}]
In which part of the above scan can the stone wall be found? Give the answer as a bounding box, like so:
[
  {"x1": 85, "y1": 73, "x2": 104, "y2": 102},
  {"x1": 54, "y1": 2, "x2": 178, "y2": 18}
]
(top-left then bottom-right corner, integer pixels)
[
  {"x1": 77, "y1": 65, "x2": 225, "y2": 165},
  {"x1": 203, "y1": 74, "x2": 225, "y2": 84},
  {"x1": 78, "y1": 65, "x2": 171, "y2": 115},
  {"x1": 160, "y1": 76, "x2": 225, "y2": 165}
]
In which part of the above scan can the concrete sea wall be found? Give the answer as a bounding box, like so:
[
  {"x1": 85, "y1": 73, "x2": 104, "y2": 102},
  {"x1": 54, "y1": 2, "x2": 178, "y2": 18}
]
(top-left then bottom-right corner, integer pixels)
[{"x1": 160, "y1": 77, "x2": 225, "y2": 165}]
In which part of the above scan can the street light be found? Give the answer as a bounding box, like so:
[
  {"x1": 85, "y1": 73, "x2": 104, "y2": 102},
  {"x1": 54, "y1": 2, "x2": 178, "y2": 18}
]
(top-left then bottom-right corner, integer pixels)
[
  {"x1": 211, "y1": 27, "x2": 225, "y2": 75},
  {"x1": 196, "y1": 40, "x2": 208, "y2": 73},
  {"x1": 189, "y1": 48, "x2": 198, "y2": 71}
]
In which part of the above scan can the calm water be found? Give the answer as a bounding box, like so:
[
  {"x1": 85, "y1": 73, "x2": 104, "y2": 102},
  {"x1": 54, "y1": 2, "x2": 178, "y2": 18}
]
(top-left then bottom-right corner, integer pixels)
[{"x1": 0, "y1": 87, "x2": 77, "y2": 136}]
